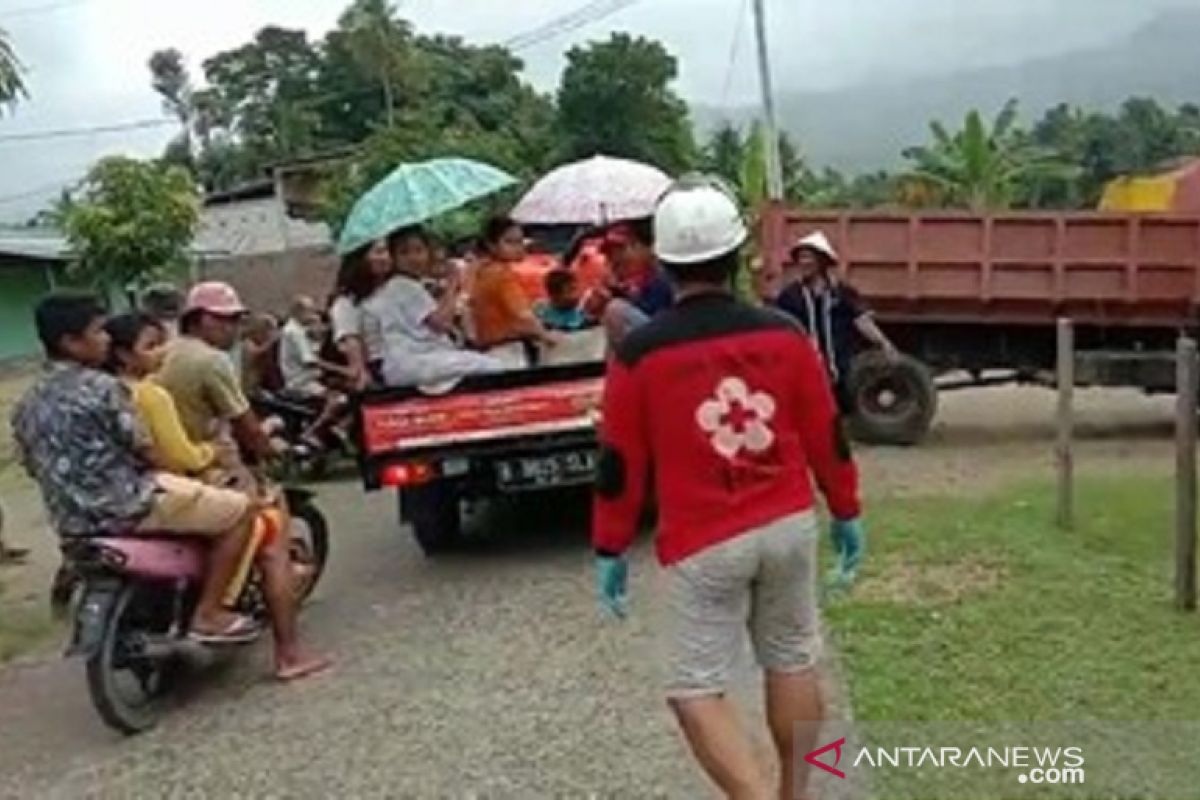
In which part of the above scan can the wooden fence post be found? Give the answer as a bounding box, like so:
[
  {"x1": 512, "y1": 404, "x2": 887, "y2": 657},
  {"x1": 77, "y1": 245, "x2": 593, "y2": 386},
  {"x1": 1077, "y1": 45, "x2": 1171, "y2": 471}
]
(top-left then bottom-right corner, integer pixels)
[
  {"x1": 1175, "y1": 336, "x2": 1198, "y2": 612},
  {"x1": 1056, "y1": 319, "x2": 1074, "y2": 531}
]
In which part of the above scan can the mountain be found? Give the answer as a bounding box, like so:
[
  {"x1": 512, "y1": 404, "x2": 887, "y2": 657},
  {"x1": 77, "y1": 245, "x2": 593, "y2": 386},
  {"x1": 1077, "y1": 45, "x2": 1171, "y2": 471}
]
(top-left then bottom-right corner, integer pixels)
[{"x1": 704, "y1": 9, "x2": 1200, "y2": 171}]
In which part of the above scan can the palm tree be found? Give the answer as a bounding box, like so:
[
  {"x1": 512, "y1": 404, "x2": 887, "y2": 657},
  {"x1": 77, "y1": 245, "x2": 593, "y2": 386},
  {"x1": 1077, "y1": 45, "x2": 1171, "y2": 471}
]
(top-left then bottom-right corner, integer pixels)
[
  {"x1": 904, "y1": 99, "x2": 1078, "y2": 210},
  {"x1": 0, "y1": 28, "x2": 27, "y2": 112},
  {"x1": 702, "y1": 122, "x2": 744, "y2": 190},
  {"x1": 339, "y1": 0, "x2": 416, "y2": 129}
]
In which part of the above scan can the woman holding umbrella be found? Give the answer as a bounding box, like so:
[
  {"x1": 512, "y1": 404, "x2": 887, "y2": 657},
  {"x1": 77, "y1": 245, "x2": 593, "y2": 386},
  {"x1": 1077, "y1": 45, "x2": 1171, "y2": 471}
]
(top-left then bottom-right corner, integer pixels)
[
  {"x1": 335, "y1": 158, "x2": 516, "y2": 387},
  {"x1": 365, "y1": 226, "x2": 502, "y2": 387}
]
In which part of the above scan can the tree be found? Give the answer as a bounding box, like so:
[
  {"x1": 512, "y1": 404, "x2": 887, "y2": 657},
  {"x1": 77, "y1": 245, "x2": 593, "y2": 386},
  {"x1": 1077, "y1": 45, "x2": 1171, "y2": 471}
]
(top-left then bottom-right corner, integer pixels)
[
  {"x1": 904, "y1": 99, "x2": 1078, "y2": 210},
  {"x1": 196, "y1": 26, "x2": 323, "y2": 185},
  {"x1": 335, "y1": 0, "x2": 416, "y2": 128},
  {"x1": 778, "y1": 132, "x2": 806, "y2": 200},
  {"x1": 703, "y1": 122, "x2": 744, "y2": 189},
  {"x1": 149, "y1": 48, "x2": 196, "y2": 169},
  {"x1": 161, "y1": 8, "x2": 561, "y2": 195},
  {"x1": 0, "y1": 28, "x2": 27, "y2": 113},
  {"x1": 319, "y1": 33, "x2": 558, "y2": 233},
  {"x1": 701, "y1": 123, "x2": 807, "y2": 205},
  {"x1": 25, "y1": 189, "x2": 75, "y2": 229},
  {"x1": 1030, "y1": 98, "x2": 1200, "y2": 208},
  {"x1": 63, "y1": 158, "x2": 199, "y2": 293},
  {"x1": 556, "y1": 33, "x2": 695, "y2": 173}
]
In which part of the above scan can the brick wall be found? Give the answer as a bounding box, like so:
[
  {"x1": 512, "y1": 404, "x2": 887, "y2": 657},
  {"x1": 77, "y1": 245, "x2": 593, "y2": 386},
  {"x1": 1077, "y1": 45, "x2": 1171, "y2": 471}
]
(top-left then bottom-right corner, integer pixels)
[{"x1": 197, "y1": 246, "x2": 339, "y2": 316}]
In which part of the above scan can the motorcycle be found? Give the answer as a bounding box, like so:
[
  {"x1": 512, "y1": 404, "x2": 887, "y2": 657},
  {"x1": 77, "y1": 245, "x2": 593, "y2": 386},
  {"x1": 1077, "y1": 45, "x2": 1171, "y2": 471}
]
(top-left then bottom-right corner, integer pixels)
[
  {"x1": 251, "y1": 390, "x2": 354, "y2": 481},
  {"x1": 61, "y1": 487, "x2": 328, "y2": 735}
]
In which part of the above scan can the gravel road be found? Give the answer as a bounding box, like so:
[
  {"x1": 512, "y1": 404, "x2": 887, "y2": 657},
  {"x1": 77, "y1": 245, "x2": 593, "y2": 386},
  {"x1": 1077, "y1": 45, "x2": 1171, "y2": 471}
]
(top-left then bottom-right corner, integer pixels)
[
  {"x1": 0, "y1": 481, "x2": 856, "y2": 799},
  {"x1": 0, "y1": 384, "x2": 1175, "y2": 798}
]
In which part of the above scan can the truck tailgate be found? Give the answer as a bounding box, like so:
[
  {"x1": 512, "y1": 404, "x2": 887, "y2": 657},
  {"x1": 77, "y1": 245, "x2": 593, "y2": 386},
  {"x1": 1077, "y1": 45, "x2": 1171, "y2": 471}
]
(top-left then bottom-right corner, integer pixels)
[{"x1": 361, "y1": 377, "x2": 604, "y2": 456}]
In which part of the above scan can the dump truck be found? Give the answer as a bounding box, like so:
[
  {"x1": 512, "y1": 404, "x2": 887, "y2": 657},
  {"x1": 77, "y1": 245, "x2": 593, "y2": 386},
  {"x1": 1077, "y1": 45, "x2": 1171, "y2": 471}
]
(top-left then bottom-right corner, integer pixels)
[{"x1": 762, "y1": 205, "x2": 1200, "y2": 444}]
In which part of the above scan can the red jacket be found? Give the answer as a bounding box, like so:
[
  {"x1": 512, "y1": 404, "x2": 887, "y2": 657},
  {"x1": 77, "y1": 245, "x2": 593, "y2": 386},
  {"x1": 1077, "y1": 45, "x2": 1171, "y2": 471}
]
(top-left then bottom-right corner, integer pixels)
[{"x1": 592, "y1": 291, "x2": 861, "y2": 566}]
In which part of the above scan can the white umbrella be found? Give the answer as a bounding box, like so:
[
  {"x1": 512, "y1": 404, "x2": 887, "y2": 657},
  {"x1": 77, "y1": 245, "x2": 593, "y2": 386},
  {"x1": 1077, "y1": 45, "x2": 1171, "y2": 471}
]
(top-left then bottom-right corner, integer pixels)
[{"x1": 512, "y1": 155, "x2": 672, "y2": 226}]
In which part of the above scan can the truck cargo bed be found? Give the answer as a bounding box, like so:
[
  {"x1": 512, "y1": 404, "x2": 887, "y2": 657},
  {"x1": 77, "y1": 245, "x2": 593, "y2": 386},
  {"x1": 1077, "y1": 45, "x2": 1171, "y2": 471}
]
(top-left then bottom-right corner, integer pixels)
[{"x1": 764, "y1": 207, "x2": 1200, "y2": 328}]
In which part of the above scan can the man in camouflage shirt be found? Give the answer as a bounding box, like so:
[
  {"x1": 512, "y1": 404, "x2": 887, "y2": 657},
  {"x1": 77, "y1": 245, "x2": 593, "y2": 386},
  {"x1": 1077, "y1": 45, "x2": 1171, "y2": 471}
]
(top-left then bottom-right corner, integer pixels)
[{"x1": 12, "y1": 294, "x2": 258, "y2": 643}]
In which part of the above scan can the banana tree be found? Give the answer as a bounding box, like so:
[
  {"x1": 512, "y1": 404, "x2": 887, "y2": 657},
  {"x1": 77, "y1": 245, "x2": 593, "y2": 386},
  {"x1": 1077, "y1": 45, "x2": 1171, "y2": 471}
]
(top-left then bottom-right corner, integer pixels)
[{"x1": 904, "y1": 99, "x2": 1079, "y2": 210}]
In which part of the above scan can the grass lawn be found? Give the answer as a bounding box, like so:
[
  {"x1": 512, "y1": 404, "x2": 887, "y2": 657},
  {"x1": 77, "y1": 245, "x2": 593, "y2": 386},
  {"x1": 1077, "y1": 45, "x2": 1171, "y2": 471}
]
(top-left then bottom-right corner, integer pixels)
[{"x1": 828, "y1": 473, "x2": 1200, "y2": 797}]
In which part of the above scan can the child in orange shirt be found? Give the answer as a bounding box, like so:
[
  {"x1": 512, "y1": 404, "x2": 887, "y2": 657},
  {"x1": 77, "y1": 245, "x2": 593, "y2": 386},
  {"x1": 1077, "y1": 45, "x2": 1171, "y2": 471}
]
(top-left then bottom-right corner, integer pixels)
[{"x1": 469, "y1": 216, "x2": 559, "y2": 350}]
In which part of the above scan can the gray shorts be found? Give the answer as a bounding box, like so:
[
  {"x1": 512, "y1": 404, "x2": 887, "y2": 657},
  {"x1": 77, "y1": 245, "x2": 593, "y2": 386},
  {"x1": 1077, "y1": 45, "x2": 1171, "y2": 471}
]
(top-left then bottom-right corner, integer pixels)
[{"x1": 662, "y1": 511, "x2": 822, "y2": 698}]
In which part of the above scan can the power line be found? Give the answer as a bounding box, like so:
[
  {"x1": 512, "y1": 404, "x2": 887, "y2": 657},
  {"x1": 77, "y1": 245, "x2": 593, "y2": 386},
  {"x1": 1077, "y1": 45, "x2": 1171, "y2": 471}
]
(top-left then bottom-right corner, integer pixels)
[
  {"x1": 719, "y1": 0, "x2": 750, "y2": 109},
  {"x1": 1, "y1": 0, "x2": 86, "y2": 21},
  {"x1": 0, "y1": 175, "x2": 80, "y2": 205},
  {"x1": 0, "y1": 117, "x2": 176, "y2": 145},
  {"x1": 503, "y1": 0, "x2": 643, "y2": 52}
]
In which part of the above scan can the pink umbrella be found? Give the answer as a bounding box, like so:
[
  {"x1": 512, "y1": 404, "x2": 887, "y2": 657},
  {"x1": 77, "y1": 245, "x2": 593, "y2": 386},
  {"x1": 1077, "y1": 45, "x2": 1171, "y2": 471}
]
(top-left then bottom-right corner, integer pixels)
[{"x1": 512, "y1": 155, "x2": 672, "y2": 225}]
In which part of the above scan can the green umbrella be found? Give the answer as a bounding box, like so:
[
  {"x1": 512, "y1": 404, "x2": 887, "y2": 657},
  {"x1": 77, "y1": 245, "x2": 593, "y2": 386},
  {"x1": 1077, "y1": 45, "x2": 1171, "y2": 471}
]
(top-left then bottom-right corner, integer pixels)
[{"x1": 337, "y1": 157, "x2": 518, "y2": 255}]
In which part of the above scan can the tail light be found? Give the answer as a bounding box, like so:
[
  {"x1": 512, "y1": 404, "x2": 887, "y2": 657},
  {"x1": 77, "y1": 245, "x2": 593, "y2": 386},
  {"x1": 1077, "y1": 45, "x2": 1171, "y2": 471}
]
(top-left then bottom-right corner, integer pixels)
[{"x1": 380, "y1": 461, "x2": 437, "y2": 488}]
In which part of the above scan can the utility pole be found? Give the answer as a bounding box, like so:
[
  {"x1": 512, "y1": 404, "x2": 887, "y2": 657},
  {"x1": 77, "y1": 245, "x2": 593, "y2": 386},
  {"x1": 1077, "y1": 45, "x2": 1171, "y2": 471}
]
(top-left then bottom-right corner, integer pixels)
[{"x1": 751, "y1": 0, "x2": 785, "y2": 200}]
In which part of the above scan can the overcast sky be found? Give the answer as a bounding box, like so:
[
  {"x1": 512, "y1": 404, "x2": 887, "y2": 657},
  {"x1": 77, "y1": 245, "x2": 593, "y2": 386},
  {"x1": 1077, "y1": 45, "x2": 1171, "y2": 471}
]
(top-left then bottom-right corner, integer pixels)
[{"x1": 0, "y1": 0, "x2": 1190, "y2": 221}]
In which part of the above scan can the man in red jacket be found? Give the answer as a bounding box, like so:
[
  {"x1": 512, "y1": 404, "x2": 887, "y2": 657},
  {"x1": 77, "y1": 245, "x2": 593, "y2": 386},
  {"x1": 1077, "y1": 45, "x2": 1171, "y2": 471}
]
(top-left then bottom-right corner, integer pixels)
[{"x1": 592, "y1": 176, "x2": 865, "y2": 800}]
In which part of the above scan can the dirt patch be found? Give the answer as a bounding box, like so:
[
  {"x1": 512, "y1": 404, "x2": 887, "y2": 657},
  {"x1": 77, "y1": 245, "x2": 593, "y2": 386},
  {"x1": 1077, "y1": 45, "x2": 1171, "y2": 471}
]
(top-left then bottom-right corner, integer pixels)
[
  {"x1": 859, "y1": 385, "x2": 1174, "y2": 500},
  {"x1": 0, "y1": 582, "x2": 56, "y2": 664},
  {"x1": 0, "y1": 368, "x2": 34, "y2": 480},
  {"x1": 856, "y1": 556, "x2": 1008, "y2": 606}
]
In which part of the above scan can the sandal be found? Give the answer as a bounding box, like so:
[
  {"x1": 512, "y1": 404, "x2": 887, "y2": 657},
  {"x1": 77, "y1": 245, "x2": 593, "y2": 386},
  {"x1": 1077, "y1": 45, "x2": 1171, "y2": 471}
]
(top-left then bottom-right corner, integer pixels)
[{"x1": 189, "y1": 615, "x2": 261, "y2": 645}]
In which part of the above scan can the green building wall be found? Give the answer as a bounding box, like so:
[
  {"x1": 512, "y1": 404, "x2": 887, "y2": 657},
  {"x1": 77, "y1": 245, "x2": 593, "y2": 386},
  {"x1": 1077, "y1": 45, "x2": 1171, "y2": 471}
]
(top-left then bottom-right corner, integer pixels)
[{"x1": 0, "y1": 261, "x2": 56, "y2": 361}]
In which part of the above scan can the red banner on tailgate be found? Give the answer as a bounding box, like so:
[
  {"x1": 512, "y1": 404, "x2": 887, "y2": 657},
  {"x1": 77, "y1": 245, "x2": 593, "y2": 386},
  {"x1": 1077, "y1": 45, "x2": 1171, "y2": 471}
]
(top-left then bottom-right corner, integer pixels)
[{"x1": 362, "y1": 378, "x2": 605, "y2": 454}]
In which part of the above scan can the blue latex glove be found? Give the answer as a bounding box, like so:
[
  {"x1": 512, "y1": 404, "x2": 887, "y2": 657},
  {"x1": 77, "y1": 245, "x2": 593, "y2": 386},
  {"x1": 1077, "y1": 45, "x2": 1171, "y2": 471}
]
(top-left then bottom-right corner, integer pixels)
[
  {"x1": 829, "y1": 517, "x2": 866, "y2": 589},
  {"x1": 595, "y1": 556, "x2": 629, "y2": 619}
]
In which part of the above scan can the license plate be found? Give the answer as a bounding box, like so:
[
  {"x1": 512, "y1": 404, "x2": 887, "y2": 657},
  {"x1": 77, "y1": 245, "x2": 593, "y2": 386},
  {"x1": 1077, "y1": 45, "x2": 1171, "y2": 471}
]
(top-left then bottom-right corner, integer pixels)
[{"x1": 496, "y1": 451, "x2": 597, "y2": 491}]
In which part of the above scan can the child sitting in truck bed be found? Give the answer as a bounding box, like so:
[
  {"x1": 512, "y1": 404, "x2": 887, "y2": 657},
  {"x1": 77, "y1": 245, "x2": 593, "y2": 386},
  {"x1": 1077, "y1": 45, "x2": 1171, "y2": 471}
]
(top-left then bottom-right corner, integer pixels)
[
  {"x1": 364, "y1": 226, "x2": 503, "y2": 388},
  {"x1": 535, "y1": 268, "x2": 592, "y2": 333}
]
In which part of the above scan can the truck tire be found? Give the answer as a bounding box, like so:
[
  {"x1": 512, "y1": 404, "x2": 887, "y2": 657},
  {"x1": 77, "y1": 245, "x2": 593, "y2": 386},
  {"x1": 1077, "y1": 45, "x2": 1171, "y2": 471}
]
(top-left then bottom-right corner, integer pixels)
[
  {"x1": 400, "y1": 483, "x2": 463, "y2": 557},
  {"x1": 848, "y1": 352, "x2": 938, "y2": 446}
]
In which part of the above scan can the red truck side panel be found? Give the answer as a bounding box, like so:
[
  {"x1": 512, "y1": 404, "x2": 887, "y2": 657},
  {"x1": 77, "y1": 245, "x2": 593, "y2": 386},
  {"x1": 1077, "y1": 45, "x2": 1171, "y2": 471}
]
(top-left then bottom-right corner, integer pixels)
[
  {"x1": 361, "y1": 378, "x2": 604, "y2": 455},
  {"x1": 764, "y1": 208, "x2": 1200, "y2": 328}
]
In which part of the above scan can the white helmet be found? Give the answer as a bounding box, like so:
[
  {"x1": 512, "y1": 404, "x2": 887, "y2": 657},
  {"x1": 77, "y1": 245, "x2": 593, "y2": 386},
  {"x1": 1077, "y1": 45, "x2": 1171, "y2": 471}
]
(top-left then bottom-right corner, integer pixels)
[
  {"x1": 653, "y1": 175, "x2": 748, "y2": 265},
  {"x1": 794, "y1": 231, "x2": 838, "y2": 263}
]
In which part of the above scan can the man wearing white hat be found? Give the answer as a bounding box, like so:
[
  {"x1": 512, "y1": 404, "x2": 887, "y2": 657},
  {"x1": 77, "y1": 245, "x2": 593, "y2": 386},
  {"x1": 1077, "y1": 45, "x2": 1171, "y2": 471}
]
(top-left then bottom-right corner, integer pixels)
[
  {"x1": 778, "y1": 231, "x2": 898, "y2": 414},
  {"x1": 592, "y1": 176, "x2": 864, "y2": 799}
]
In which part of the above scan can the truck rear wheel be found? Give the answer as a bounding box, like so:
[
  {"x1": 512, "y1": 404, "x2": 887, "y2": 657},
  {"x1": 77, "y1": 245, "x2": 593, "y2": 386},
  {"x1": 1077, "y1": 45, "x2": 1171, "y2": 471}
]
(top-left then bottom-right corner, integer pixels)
[
  {"x1": 400, "y1": 483, "x2": 463, "y2": 557},
  {"x1": 848, "y1": 352, "x2": 938, "y2": 446}
]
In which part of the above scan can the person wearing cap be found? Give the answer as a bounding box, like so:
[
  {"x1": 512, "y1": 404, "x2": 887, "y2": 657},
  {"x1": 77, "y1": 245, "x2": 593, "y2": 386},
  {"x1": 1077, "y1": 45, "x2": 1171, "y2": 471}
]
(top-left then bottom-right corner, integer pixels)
[
  {"x1": 157, "y1": 281, "x2": 331, "y2": 681},
  {"x1": 592, "y1": 176, "x2": 866, "y2": 800},
  {"x1": 776, "y1": 231, "x2": 898, "y2": 414},
  {"x1": 598, "y1": 219, "x2": 674, "y2": 348}
]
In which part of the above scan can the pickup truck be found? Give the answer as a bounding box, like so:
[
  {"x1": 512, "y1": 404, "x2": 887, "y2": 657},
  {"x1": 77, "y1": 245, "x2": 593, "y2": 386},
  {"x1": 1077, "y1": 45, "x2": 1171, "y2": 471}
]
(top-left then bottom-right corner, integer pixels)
[{"x1": 356, "y1": 360, "x2": 605, "y2": 554}]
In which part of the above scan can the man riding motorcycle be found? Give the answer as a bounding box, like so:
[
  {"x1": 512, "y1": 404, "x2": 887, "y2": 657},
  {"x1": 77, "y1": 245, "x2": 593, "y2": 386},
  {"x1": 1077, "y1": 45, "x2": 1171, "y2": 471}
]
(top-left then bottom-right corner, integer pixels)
[
  {"x1": 157, "y1": 282, "x2": 330, "y2": 681},
  {"x1": 13, "y1": 293, "x2": 258, "y2": 644}
]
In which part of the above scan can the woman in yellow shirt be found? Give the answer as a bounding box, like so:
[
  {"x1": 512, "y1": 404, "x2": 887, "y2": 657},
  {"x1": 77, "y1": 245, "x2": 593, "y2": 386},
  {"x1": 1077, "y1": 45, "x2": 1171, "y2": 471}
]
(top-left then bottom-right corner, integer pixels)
[
  {"x1": 106, "y1": 312, "x2": 296, "y2": 616},
  {"x1": 104, "y1": 313, "x2": 216, "y2": 475}
]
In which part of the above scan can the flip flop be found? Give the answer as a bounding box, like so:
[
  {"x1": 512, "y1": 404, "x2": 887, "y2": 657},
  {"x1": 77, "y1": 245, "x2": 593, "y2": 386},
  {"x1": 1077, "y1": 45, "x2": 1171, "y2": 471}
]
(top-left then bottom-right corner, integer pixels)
[
  {"x1": 275, "y1": 655, "x2": 333, "y2": 683},
  {"x1": 189, "y1": 615, "x2": 261, "y2": 645}
]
